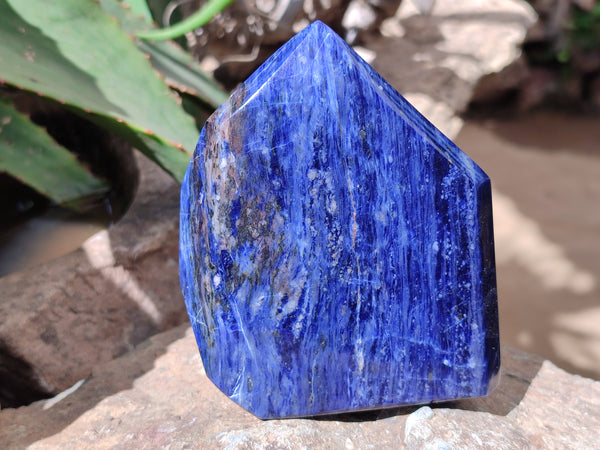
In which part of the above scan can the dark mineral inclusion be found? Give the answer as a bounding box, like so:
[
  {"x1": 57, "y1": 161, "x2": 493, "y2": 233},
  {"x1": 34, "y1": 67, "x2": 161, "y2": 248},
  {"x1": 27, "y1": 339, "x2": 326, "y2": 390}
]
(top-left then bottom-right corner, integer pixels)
[{"x1": 180, "y1": 21, "x2": 500, "y2": 419}]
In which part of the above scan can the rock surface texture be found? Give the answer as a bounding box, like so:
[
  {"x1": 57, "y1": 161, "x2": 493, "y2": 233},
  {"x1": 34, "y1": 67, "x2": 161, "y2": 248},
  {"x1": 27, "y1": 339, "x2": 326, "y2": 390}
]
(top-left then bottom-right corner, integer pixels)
[
  {"x1": 180, "y1": 21, "x2": 499, "y2": 419},
  {"x1": 1, "y1": 325, "x2": 598, "y2": 448},
  {"x1": 0, "y1": 154, "x2": 188, "y2": 407}
]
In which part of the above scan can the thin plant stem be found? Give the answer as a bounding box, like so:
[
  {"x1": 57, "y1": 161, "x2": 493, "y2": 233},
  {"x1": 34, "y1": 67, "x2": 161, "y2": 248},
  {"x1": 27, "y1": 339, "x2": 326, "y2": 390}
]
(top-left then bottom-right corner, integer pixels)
[{"x1": 137, "y1": 0, "x2": 233, "y2": 41}]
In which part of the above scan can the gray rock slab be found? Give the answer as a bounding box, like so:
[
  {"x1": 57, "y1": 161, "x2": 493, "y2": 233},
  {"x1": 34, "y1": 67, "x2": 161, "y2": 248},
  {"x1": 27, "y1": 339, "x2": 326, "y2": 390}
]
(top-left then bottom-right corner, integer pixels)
[{"x1": 1, "y1": 324, "x2": 598, "y2": 448}]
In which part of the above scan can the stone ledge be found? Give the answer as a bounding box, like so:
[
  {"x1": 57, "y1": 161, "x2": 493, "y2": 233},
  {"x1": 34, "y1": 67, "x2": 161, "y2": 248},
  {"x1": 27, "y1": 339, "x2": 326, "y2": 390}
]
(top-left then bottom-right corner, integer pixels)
[{"x1": 1, "y1": 324, "x2": 597, "y2": 448}]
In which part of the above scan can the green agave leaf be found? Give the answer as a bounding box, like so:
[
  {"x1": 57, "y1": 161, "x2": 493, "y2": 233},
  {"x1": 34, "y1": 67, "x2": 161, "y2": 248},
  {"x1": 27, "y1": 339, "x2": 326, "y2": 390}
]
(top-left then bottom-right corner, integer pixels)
[
  {"x1": 102, "y1": 0, "x2": 228, "y2": 108},
  {"x1": 0, "y1": 100, "x2": 108, "y2": 208},
  {"x1": 0, "y1": 0, "x2": 198, "y2": 181},
  {"x1": 121, "y1": 0, "x2": 154, "y2": 22},
  {"x1": 137, "y1": 40, "x2": 228, "y2": 108}
]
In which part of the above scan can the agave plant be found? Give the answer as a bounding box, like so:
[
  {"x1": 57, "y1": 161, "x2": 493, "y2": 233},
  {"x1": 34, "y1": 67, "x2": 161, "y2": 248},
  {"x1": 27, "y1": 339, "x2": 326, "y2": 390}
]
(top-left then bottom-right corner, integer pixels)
[{"x1": 0, "y1": 0, "x2": 229, "y2": 211}]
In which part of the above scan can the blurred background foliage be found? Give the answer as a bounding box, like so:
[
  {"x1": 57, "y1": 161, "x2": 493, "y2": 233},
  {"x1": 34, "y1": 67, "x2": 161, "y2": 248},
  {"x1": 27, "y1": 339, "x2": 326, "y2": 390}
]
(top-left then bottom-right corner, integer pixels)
[
  {"x1": 0, "y1": 0, "x2": 229, "y2": 212},
  {"x1": 555, "y1": 2, "x2": 600, "y2": 65},
  {"x1": 523, "y1": 0, "x2": 600, "y2": 107}
]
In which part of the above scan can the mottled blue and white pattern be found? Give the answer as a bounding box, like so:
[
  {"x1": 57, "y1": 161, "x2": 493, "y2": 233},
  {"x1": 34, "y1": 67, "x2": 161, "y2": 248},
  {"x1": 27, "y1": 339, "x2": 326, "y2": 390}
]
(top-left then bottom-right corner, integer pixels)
[{"x1": 180, "y1": 21, "x2": 500, "y2": 419}]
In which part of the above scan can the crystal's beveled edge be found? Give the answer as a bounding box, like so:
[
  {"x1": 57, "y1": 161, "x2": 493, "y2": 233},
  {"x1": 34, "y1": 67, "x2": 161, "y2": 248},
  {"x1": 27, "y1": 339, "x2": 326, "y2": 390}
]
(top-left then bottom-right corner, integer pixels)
[
  {"x1": 341, "y1": 44, "x2": 488, "y2": 186},
  {"x1": 478, "y1": 180, "x2": 501, "y2": 385}
]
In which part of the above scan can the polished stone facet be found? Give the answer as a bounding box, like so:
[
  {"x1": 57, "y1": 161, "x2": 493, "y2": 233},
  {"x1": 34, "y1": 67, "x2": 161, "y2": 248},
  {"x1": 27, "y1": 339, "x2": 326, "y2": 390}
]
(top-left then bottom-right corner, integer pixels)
[{"x1": 180, "y1": 21, "x2": 500, "y2": 419}]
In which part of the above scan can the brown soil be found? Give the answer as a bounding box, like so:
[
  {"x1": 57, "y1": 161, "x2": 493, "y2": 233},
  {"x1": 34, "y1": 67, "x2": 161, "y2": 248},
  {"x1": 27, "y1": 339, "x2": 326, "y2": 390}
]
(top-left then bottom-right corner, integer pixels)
[{"x1": 456, "y1": 109, "x2": 600, "y2": 380}]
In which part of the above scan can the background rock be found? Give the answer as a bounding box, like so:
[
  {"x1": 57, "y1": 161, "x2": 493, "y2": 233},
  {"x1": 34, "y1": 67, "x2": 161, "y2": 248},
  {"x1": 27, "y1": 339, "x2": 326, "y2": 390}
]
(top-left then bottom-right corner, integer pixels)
[
  {"x1": 0, "y1": 153, "x2": 187, "y2": 407},
  {"x1": 371, "y1": 0, "x2": 536, "y2": 136}
]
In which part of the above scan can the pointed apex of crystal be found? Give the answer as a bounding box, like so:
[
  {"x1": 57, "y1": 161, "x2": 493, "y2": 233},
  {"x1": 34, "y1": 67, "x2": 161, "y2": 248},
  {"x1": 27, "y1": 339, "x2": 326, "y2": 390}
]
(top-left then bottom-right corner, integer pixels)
[{"x1": 180, "y1": 21, "x2": 500, "y2": 419}]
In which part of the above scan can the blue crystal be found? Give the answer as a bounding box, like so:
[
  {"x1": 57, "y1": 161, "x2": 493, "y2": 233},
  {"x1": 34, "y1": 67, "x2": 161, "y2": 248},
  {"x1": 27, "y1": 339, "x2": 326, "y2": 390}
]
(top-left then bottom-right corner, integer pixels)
[{"x1": 180, "y1": 21, "x2": 500, "y2": 419}]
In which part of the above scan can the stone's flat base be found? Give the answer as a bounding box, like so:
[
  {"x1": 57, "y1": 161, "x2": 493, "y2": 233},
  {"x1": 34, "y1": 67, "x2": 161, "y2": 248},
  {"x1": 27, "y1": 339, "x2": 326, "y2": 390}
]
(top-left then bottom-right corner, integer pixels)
[
  {"x1": 1, "y1": 325, "x2": 598, "y2": 449},
  {"x1": 180, "y1": 21, "x2": 499, "y2": 418}
]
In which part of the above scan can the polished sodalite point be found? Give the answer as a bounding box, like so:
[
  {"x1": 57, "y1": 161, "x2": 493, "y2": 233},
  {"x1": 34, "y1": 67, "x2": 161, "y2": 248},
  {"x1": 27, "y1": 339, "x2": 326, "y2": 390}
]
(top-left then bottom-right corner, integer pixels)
[{"x1": 180, "y1": 21, "x2": 500, "y2": 419}]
